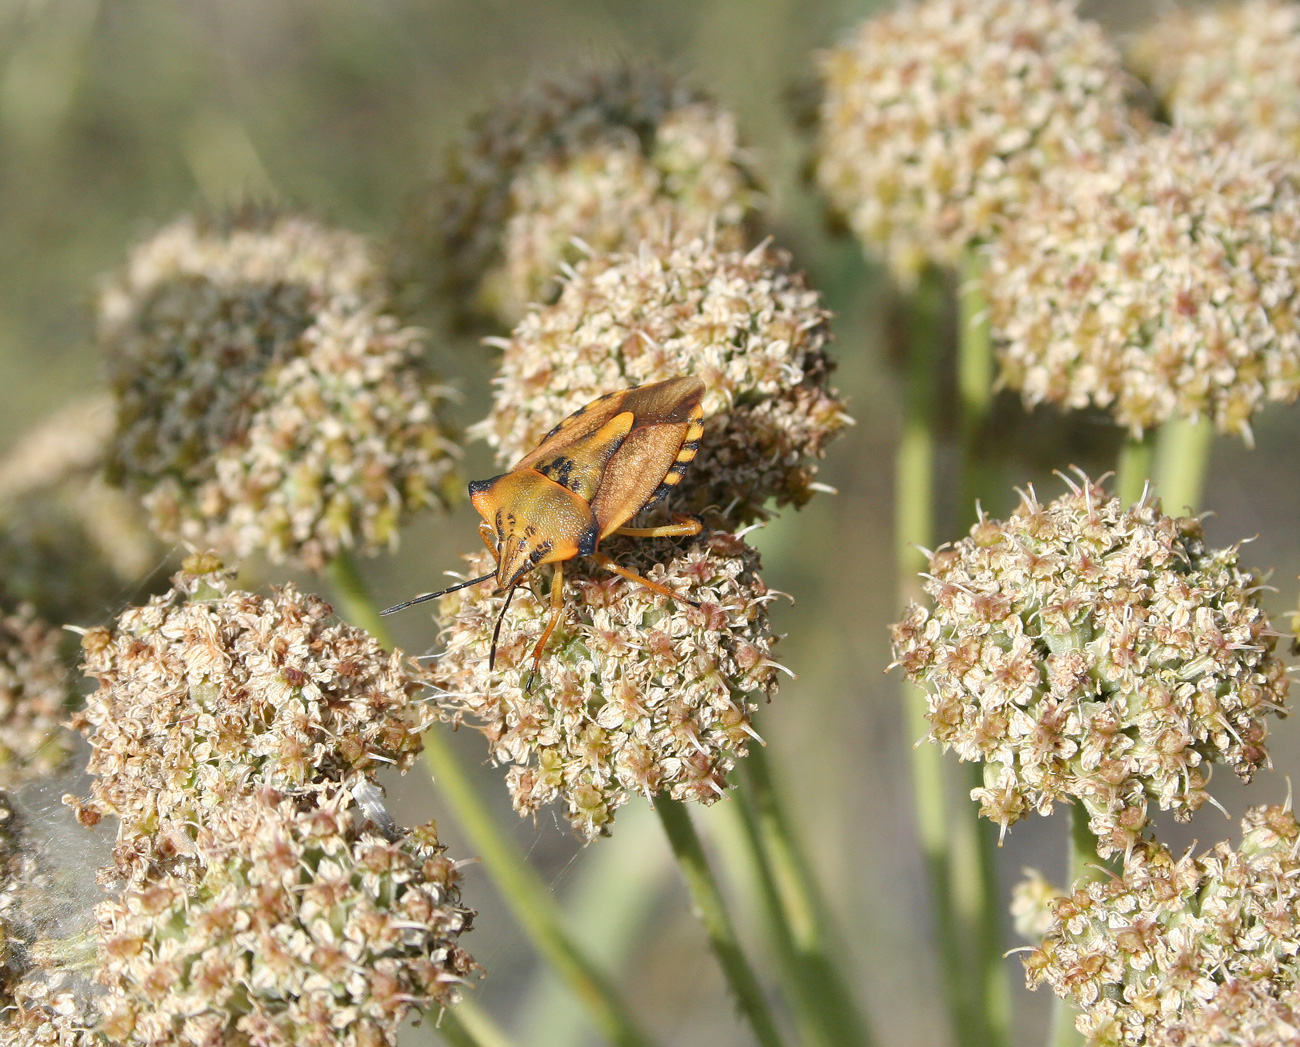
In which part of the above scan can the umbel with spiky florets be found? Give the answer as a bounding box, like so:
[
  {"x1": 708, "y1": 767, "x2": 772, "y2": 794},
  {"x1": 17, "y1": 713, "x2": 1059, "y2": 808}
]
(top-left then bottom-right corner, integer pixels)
[
  {"x1": 476, "y1": 236, "x2": 848, "y2": 528},
  {"x1": 890, "y1": 474, "x2": 1288, "y2": 858},
  {"x1": 1026, "y1": 805, "x2": 1300, "y2": 1047},
  {"x1": 0, "y1": 606, "x2": 76, "y2": 789},
  {"x1": 988, "y1": 131, "x2": 1300, "y2": 442},
  {"x1": 73, "y1": 554, "x2": 431, "y2": 860},
  {"x1": 95, "y1": 787, "x2": 477, "y2": 1047},
  {"x1": 411, "y1": 64, "x2": 761, "y2": 326},
  {"x1": 815, "y1": 0, "x2": 1132, "y2": 280},
  {"x1": 431, "y1": 532, "x2": 782, "y2": 838},
  {"x1": 98, "y1": 208, "x2": 459, "y2": 571},
  {"x1": 1130, "y1": 0, "x2": 1300, "y2": 165}
]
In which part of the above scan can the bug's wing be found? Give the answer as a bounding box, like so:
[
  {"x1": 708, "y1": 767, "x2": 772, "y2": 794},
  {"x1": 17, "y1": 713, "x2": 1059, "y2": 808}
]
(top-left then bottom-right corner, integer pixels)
[
  {"x1": 513, "y1": 377, "x2": 705, "y2": 471},
  {"x1": 529, "y1": 411, "x2": 634, "y2": 500},
  {"x1": 590, "y1": 381, "x2": 706, "y2": 539}
]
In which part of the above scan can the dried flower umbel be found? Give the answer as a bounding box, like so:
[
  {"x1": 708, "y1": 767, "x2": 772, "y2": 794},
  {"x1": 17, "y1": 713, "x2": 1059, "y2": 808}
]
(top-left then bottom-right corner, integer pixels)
[
  {"x1": 432, "y1": 532, "x2": 782, "y2": 838},
  {"x1": 99, "y1": 209, "x2": 459, "y2": 571},
  {"x1": 478, "y1": 237, "x2": 848, "y2": 526},
  {"x1": 0, "y1": 607, "x2": 76, "y2": 788},
  {"x1": 73, "y1": 554, "x2": 430, "y2": 856},
  {"x1": 412, "y1": 65, "x2": 760, "y2": 325},
  {"x1": 815, "y1": 0, "x2": 1131, "y2": 279},
  {"x1": 95, "y1": 787, "x2": 477, "y2": 1047},
  {"x1": 988, "y1": 131, "x2": 1300, "y2": 441},
  {"x1": 890, "y1": 476, "x2": 1288, "y2": 857},
  {"x1": 1027, "y1": 805, "x2": 1300, "y2": 1046},
  {"x1": 1131, "y1": 0, "x2": 1300, "y2": 165}
]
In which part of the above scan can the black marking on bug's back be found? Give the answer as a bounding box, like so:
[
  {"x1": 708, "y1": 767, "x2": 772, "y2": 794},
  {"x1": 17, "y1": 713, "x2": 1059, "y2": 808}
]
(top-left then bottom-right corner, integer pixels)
[
  {"x1": 537, "y1": 454, "x2": 578, "y2": 492},
  {"x1": 528, "y1": 539, "x2": 553, "y2": 565},
  {"x1": 577, "y1": 520, "x2": 599, "y2": 556},
  {"x1": 646, "y1": 460, "x2": 693, "y2": 507}
]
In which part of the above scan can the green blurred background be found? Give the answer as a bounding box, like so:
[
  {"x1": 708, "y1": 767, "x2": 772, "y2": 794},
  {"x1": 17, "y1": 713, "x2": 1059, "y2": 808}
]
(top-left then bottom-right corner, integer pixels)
[{"x1": 4, "y1": 2, "x2": 1300, "y2": 1045}]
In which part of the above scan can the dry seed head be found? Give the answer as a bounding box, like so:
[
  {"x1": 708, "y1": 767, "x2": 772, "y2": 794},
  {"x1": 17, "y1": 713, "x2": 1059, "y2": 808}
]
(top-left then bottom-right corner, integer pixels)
[
  {"x1": 0, "y1": 608, "x2": 76, "y2": 788},
  {"x1": 73, "y1": 555, "x2": 430, "y2": 857},
  {"x1": 890, "y1": 476, "x2": 1288, "y2": 858},
  {"x1": 477, "y1": 236, "x2": 847, "y2": 527},
  {"x1": 1131, "y1": 0, "x2": 1300, "y2": 165},
  {"x1": 815, "y1": 0, "x2": 1132, "y2": 279},
  {"x1": 430, "y1": 532, "x2": 782, "y2": 838},
  {"x1": 95, "y1": 787, "x2": 477, "y2": 1047},
  {"x1": 989, "y1": 131, "x2": 1300, "y2": 441},
  {"x1": 1028, "y1": 805, "x2": 1300, "y2": 1047},
  {"x1": 98, "y1": 208, "x2": 459, "y2": 571},
  {"x1": 413, "y1": 65, "x2": 761, "y2": 325}
]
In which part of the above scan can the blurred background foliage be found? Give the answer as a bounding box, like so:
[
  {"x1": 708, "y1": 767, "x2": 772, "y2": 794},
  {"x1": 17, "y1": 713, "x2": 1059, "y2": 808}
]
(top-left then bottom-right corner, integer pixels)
[{"x1": 4, "y1": 1, "x2": 1300, "y2": 1045}]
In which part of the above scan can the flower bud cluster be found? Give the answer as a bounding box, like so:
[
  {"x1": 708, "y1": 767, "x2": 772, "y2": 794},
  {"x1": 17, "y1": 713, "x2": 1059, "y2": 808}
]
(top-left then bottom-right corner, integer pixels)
[
  {"x1": 477, "y1": 236, "x2": 847, "y2": 526},
  {"x1": 815, "y1": 0, "x2": 1131, "y2": 278},
  {"x1": 98, "y1": 209, "x2": 458, "y2": 570},
  {"x1": 431, "y1": 533, "x2": 782, "y2": 837},
  {"x1": 1131, "y1": 0, "x2": 1300, "y2": 164},
  {"x1": 1027, "y1": 805, "x2": 1300, "y2": 1046},
  {"x1": 416, "y1": 65, "x2": 760, "y2": 324},
  {"x1": 891, "y1": 476, "x2": 1288, "y2": 857},
  {"x1": 988, "y1": 132, "x2": 1300, "y2": 441}
]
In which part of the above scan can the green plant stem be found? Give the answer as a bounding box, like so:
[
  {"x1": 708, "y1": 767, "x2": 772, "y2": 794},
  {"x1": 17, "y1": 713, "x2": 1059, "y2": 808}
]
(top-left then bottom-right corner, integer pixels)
[
  {"x1": 654, "y1": 798, "x2": 787, "y2": 1047},
  {"x1": 1049, "y1": 805, "x2": 1109, "y2": 1047},
  {"x1": 896, "y1": 266, "x2": 983, "y2": 1047},
  {"x1": 436, "y1": 1001, "x2": 515, "y2": 1047},
  {"x1": 955, "y1": 249, "x2": 1012, "y2": 1047},
  {"x1": 1152, "y1": 415, "x2": 1213, "y2": 514},
  {"x1": 325, "y1": 553, "x2": 655, "y2": 1047},
  {"x1": 733, "y1": 747, "x2": 873, "y2": 1047},
  {"x1": 1115, "y1": 434, "x2": 1154, "y2": 507}
]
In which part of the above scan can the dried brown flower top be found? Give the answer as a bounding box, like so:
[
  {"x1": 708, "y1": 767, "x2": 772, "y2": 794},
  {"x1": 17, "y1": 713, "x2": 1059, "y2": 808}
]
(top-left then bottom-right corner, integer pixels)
[
  {"x1": 99, "y1": 208, "x2": 459, "y2": 571},
  {"x1": 1131, "y1": 0, "x2": 1300, "y2": 164},
  {"x1": 0, "y1": 396, "x2": 163, "y2": 627},
  {"x1": 0, "y1": 608, "x2": 76, "y2": 788},
  {"x1": 988, "y1": 131, "x2": 1300, "y2": 442},
  {"x1": 410, "y1": 64, "x2": 761, "y2": 325},
  {"x1": 74, "y1": 555, "x2": 430, "y2": 851},
  {"x1": 816, "y1": 0, "x2": 1131, "y2": 278},
  {"x1": 477, "y1": 237, "x2": 848, "y2": 527},
  {"x1": 431, "y1": 532, "x2": 782, "y2": 838},
  {"x1": 891, "y1": 475, "x2": 1288, "y2": 857},
  {"x1": 1027, "y1": 805, "x2": 1300, "y2": 1046},
  {"x1": 96, "y1": 787, "x2": 477, "y2": 1047}
]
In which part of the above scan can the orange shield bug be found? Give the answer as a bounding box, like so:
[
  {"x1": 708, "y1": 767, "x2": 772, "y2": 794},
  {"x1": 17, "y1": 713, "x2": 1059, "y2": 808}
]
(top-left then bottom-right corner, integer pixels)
[{"x1": 383, "y1": 377, "x2": 706, "y2": 687}]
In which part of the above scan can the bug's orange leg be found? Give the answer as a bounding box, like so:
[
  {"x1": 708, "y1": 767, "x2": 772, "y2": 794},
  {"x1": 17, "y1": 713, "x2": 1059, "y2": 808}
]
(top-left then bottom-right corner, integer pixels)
[
  {"x1": 591, "y1": 552, "x2": 700, "y2": 609},
  {"x1": 612, "y1": 515, "x2": 703, "y2": 539},
  {"x1": 526, "y1": 563, "x2": 565, "y2": 693}
]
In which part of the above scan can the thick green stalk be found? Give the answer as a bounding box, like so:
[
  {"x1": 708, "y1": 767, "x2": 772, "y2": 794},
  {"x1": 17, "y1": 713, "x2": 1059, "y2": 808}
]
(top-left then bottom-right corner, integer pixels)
[
  {"x1": 734, "y1": 747, "x2": 873, "y2": 1047},
  {"x1": 654, "y1": 798, "x2": 788, "y2": 1047},
  {"x1": 1115, "y1": 434, "x2": 1154, "y2": 507},
  {"x1": 1152, "y1": 415, "x2": 1213, "y2": 514},
  {"x1": 326, "y1": 553, "x2": 656, "y2": 1047},
  {"x1": 896, "y1": 266, "x2": 979, "y2": 1046},
  {"x1": 437, "y1": 1001, "x2": 515, "y2": 1047},
  {"x1": 955, "y1": 250, "x2": 1012, "y2": 1047}
]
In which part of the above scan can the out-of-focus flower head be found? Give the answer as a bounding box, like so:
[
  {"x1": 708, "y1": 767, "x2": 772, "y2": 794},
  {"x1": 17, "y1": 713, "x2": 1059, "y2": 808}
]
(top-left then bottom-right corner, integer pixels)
[
  {"x1": 0, "y1": 607, "x2": 76, "y2": 788},
  {"x1": 891, "y1": 474, "x2": 1288, "y2": 857},
  {"x1": 95, "y1": 786, "x2": 477, "y2": 1047},
  {"x1": 73, "y1": 554, "x2": 431, "y2": 859},
  {"x1": 1131, "y1": 0, "x2": 1300, "y2": 164},
  {"x1": 1027, "y1": 804, "x2": 1300, "y2": 1046},
  {"x1": 988, "y1": 131, "x2": 1300, "y2": 443},
  {"x1": 0, "y1": 396, "x2": 164, "y2": 627},
  {"x1": 815, "y1": 0, "x2": 1132, "y2": 279},
  {"x1": 410, "y1": 64, "x2": 761, "y2": 326},
  {"x1": 98, "y1": 207, "x2": 459, "y2": 571},
  {"x1": 431, "y1": 532, "x2": 782, "y2": 838},
  {"x1": 476, "y1": 236, "x2": 848, "y2": 527}
]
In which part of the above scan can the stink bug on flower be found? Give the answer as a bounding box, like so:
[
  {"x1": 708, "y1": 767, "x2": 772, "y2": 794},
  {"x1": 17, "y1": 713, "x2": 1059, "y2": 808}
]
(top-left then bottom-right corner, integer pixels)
[{"x1": 383, "y1": 377, "x2": 706, "y2": 688}]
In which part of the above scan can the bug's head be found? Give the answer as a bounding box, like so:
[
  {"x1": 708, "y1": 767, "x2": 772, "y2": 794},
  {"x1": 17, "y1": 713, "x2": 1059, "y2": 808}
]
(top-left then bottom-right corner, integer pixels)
[{"x1": 469, "y1": 469, "x2": 598, "y2": 591}]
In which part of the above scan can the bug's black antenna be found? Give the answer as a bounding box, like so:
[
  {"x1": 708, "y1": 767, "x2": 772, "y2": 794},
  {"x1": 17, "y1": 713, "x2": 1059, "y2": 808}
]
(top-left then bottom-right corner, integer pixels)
[
  {"x1": 380, "y1": 572, "x2": 496, "y2": 616},
  {"x1": 488, "y1": 584, "x2": 517, "y2": 671}
]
